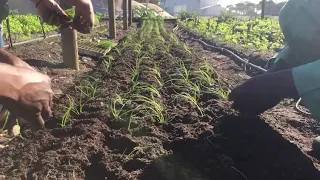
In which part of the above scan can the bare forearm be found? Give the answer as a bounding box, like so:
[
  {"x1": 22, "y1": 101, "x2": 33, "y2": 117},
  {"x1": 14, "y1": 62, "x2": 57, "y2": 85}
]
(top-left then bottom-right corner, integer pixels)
[
  {"x1": 0, "y1": 65, "x2": 20, "y2": 102},
  {"x1": 0, "y1": 49, "x2": 17, "y2": 66}
]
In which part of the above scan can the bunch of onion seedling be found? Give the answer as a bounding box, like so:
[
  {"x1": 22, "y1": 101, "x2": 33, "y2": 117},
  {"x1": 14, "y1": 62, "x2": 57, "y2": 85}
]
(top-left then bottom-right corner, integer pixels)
[
  {"x1": 146, "y1": 64, "x2": 163, "y2": 87},
  {"x1": 161, "y1": 31, "x2": 230, "y2": 116},
  {"x1": 193, "y1": 59, "x2": 231, "y2": 99},
  {"x1": 61, "y1": 76, "x2": 102, "y2": 128},
  {"x1": 102, "y1": 55, "x2": 114, "y2": 74}
]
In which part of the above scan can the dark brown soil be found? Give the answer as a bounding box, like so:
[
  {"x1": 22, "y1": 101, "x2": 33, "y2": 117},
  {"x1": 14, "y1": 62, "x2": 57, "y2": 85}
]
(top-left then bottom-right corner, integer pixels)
[{"x1": 0, "y1": 21, "x2": 319, "y2": 180}]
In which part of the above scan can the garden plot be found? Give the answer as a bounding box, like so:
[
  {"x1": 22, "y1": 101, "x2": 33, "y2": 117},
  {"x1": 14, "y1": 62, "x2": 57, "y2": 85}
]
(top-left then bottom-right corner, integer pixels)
[{"x1": 0, "y1": 19, "x2": 319, "y2": 180}]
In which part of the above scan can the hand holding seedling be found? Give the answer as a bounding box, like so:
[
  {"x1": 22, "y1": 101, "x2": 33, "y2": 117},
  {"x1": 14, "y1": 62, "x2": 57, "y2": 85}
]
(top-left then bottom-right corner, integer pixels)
[
  {"x1": 32, "y1": 0, "x2": 70, "y2": 26},
  {"x1": 229, "y1": 69, "x2": 299, "y2": 115},
  {"x1": 32, "y1": 0, "x2": 94, "y2": 34},
  {"x1": 0, "y1": 51, "x2": 53, "y2": 130},
  {"x1": 10, "y1": 79, "x2": 53, "y2": 129},
  {"x1": 68, "y1": 0, "x2": 95, "y2": 34}
]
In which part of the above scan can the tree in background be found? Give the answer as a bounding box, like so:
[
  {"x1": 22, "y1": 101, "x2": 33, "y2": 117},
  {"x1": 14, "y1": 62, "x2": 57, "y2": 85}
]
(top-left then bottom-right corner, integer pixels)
[
  {"x1": 227, "y1": 1, "x2": 257, "y2": 16},
  {"x1": 227, "y1": 0, "x2": 287, "y2": 16},
  {"x1": 262, "y1": 0, "x2": 287, "y2": 16},
  {"x1": 244, "y1": 2, "x2": 257, "y2": 16}
]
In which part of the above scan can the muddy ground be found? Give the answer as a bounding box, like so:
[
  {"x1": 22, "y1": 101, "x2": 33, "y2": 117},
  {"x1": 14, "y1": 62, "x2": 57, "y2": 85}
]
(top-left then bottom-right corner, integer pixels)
[{"x1": 0, "y1": 22, "x2": 319, "y2": 180}]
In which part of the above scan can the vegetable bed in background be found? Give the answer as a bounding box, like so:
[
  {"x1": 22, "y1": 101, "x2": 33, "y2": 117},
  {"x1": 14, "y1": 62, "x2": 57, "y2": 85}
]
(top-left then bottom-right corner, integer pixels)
[
  {"x1": 179, "y1": 14, "x2": 284, "y2": 53},
  {"x1": 2, "y1": 11, "x2": 104, "y2": 43}
]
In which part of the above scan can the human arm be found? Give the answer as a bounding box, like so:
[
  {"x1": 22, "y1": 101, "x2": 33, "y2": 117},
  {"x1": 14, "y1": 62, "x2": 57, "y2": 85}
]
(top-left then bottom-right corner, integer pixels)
[
  {"x1": 0, "y1": 49, "x2": 34, "y2": 69},
  {"x1": 0, "y1": 47, "x2": 53, "y2": 128},
  {"x1": 229, "y1": 69, "x2": 299, "y2": 115},
  {"x1": 0, "y1": 64, "x2": 53, "y2": 129},
  {"x1": 230, "y1": 57, "x2": 320, "y2": 117},
  {"x1": 0, "y1": 49, "x2": 53, "y2": 131},
  {"x1": 0, "y1": 69, "x2": 20, "y2": 104}
]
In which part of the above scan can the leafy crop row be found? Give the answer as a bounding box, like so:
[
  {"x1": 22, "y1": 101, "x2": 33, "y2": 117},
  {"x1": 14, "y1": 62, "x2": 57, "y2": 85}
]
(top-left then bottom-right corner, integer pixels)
[
  {"x1": 2, "y1": 11, "x2": 104, "y2": 41},
  {"x1": 179, "y1": 14, "x2": 285, "y2": 52},
  {"x1": 3, "y1": 15, "x2": 56, "y2": 38}
]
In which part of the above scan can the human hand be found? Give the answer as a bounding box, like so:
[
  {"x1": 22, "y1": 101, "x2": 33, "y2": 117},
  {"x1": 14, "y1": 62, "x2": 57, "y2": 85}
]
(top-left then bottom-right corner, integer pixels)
[
  {"x1": 32, "y1": 0, "x2": 70, "y2": 26},
  {"x1": 229, "y1": 69, "x2": 298, "y2": 115},
  {"x1": 0, "y1": 64, "x2": 53, "y2": 130},
  {"x1": 9, "y1": 82, "x2": 53, "y2": 129},
  {"x1": 69, "y1": 0, "x2": 94, "y2": 33}
]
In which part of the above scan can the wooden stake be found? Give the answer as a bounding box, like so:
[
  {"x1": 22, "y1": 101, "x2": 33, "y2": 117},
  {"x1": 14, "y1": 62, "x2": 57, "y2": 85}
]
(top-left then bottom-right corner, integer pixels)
[
  {"x1": 128, "y1": 0, "x2": 132, "y2": 26},
  {"x1": 61, "y1": 29, "x2": 79, "y2": 70},
  {"x1": 108, "y1": 0, "x2": 116, "y2": 39},
  {"x1": 39, "y1": 16, "x2": 46, "y2": 38},
  {"x1": 59, "y1": 1, "x2": 79, "y2": 70},
  {"x1": 261, "y1": 0, "x2": 266, "y2": 19},
  {"x1": 5, "y1": 18, "x2": 13, "y2": 48},
  {"x1": 123, "y1": 0, "x2": 128, "y2": 30}
]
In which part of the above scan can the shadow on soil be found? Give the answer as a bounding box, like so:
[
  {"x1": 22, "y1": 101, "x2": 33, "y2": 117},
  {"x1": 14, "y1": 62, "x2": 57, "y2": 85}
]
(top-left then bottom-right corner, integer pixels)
[
  {"x1": 138, "y1": 114, "x2": 320, "y2": 180},
  {"x1": 24, "y1": 58, "x2": 63, "y2": 69}
]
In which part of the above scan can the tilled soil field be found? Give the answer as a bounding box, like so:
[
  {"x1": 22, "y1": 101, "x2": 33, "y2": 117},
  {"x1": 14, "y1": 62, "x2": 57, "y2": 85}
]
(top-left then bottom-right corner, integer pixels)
[{"x1": 0, "y1": 20, "x2": 319, "y2": 180}]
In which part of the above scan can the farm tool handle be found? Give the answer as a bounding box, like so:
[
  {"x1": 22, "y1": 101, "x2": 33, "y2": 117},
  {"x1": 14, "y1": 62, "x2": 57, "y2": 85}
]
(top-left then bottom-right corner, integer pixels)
[{"x1": 172, "y1": 24, "x2": 311, "y2": 116}]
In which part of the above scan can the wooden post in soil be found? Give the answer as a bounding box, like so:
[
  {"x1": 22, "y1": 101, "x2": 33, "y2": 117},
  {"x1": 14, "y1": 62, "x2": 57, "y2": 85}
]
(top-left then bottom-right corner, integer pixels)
[
  {"x1": 123, "y1": 0, "x2": 128, "y2": 30},
  {"x1": 261, "y1": 0, "x2": 266, "y2": 19},
  {"x1": 5, "y1": 18, "x2": 13, "y2": 48},
  {"x1": 108, "y1": 0, "x2": 116, "y2": 39},
  {"x1": 60, "y1": 1, "x2": 79, "y2": 70},
  {"x1": 128, "y1": 0, "x2": 133, "y2": 26},
  {"x1": 38, "y1": 16, "x2": 46, "y2": 38}
]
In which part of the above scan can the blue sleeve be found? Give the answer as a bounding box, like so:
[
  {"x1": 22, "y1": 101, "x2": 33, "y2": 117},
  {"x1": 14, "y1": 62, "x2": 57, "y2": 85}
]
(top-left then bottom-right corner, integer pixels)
[
  {"x1": 292, "y1": 59, "x2": 320, "y2": 118},
  {"x1": 0, "y1": 24, "x2": 3, "y2": 48}
]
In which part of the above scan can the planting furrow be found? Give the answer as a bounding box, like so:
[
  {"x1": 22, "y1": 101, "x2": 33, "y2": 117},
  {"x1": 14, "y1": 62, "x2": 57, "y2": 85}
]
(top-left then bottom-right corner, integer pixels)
[
  {"x1": 155, "y1": 22, "x2": 230, "y2": 123},
  {"x1": 56, "y1": 29, "x2": 140, "y2": 128},
  {"x1": 110, "y1": 20, "x2": 168, "y2": 130}
]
